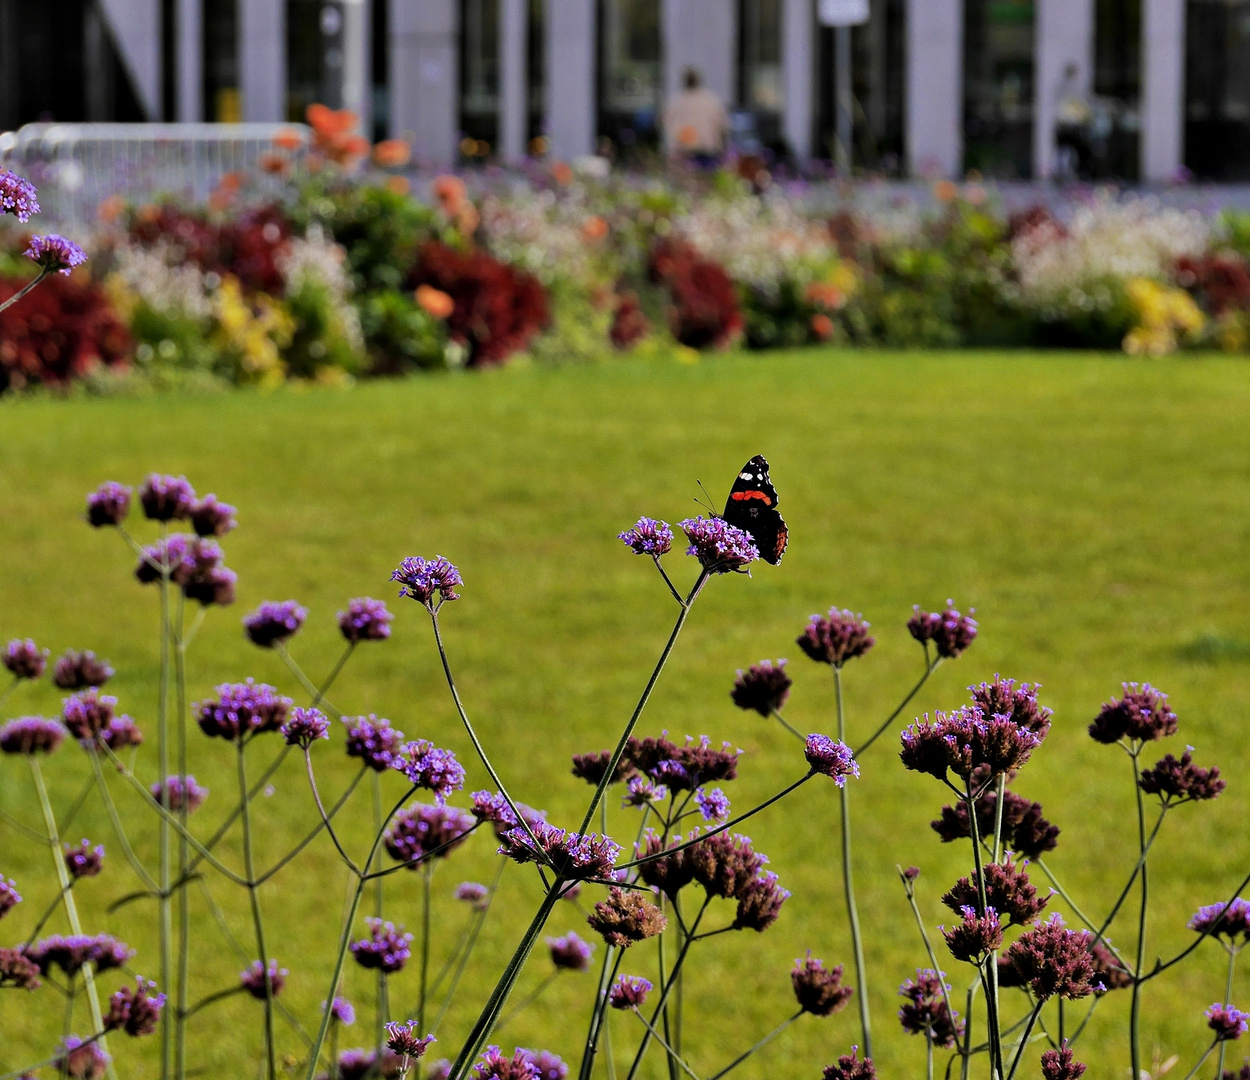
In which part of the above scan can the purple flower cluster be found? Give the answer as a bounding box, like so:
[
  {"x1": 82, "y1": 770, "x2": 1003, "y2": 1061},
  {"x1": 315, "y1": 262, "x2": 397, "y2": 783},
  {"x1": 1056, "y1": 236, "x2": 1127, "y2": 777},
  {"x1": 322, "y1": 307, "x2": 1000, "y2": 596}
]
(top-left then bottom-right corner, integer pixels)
[
  {"x1": 384, "y1": 1021, "x2": 436, "y2": 1060},
  {"x1": 969, "y1": 676, "x2": 1052, "y2": 738},
  {"x1": 586, "y1": 888, "x2": 667, "y2": 948},
  {"x1": 350, "y1": 918, "x2": 413, "y2": 974},
  {"x1": 392, "y1": 740, "x2": 466, "y2": 802},
  {"x1": 0, "y1": 946, "x2": 41, "y2": 989},
  {"x1": 86, "y1": 482, "x2": 131, "y2": 527},
  {"x1": 898, "y1": 969, "x2": 963, "y2": 1047},
  {"x1": 151, "y1": 775, "x2": 209, "y2": 813},
  {"x1": 244, "y1": 600, "x2": 307, "y2": 647},
  {"x1": 1089, "y1": 683, "x2": 1178, "y2": 744},
  {"x1": 455, "y1": 882, "x2": 490, "y2": 908},
  {"x1": 281, "y1": 707, "x2": 331, "y2": 749},
  {"x1": 196, "y1": 680, "x2": 291, "y2": 741},
  {"x1": 338, "y1": 598, "x2": 393, "y2": 643},
  {"x1": 730, "y1": 659, "x2": 792, "y2": 716},
  {"x1": 54, "y1": 1035, "x2": 109, "y2": 1079},
  {"x1": 384, "y1": 803, "x2": 475, "y2": 864},
  {"x1": 734, "y1": 870, "x2": 791, "y2": 931},
  {"x1": 325, "y1": 996, "x2": 356, "y2": 1025},
  {"x1": 804, "y1": 734, "x2": 860, "y2": 785},
  {"x1": 133, "y1": 534, "x2": 236, "y2": 608},
  {"x1": 624, "y1": 734, "x2": 740, "y2": 792},
  {"x1": 392, "y1": 556, "x2": 463, "y2": 607},
  {"x1": 695, "y1": 787, "x2": 730, "y2": 820},
  {"x1": 344, "y1": 714, "x2": 405, "y2": 771},
  {"x1": 470, "y1": 790, "x2": 547, "y2": 838},
  {"x1": 931, "y1": 788, "x2": 1059, "y2": 860},
  {"x1": 1190, "y1": 898, "x2": 1250, "y2": 944},
  {"x1": 941, "y1": 907, "x2": 1004, "y2": 962},
  {"x1": 1040, "y1": 1042, "x2": 1087, "y2": 1080},
  {"x1": 1139, "y1": 750, "x2": 1225, "y2": 803},
  {"x1": 498, "y1": 821, "x2": 621, "y2": 880},
  {"x1": 240, "y1": 959, "x2": 287, "y2": 999},
  {"x1": 105, "y1": 978, "x2": 165, "y2": 1037},
  {"x1": 941, "y1": 855, "x2": 1048, "y2": 927},
  {"x1": 1003, "y1": 915, "x2": 1100, "y2": 1000},
  {"x1": 189, "y1": 494, "x2": 237, "y2": 537},
  {"x1": 0, "y1": 876, "x2": 21, "y2": 918},
  {"x1": 546, "y1": 931, "x2": 595, "y2": 971},
  {"x1": 139, "y1": 474, "x2": 196, "y2": 522},
  {"x1": 62, "y1": 689, "x2": 118, "y2": 742},
  {"x1": 571, "y1": 749, "x2": 637, "y2": 786},
  {"x1": 25, "y1": 234, "x2": 87, "y2": 275},
  {"x1": 901, "y1": 705, "x2": 1041, "y2": 784},
  {"x1": 608, "y1": 974, "x2": 652, "y2": 1009},
  {"x1": 797, "y1": 609, "x2": 875, "y2": 667},
  {"x1": 622, "y1": 775, "x2": 667, "y2": 808},
  {"x1": 472, "y1": 1046, "x2": 542, "y2": 1080},
  {"x1": 0, "y1": 169, "x2": 40, "y2": 221},
  {"x1": 26, "y1": 933, "x2": 133, "y2": 976},
  {"x1": 64, "y1": 839, "x2": 105, "y2": 880},
  {"x1": 523, "y1": 1050, "x2": 568, "y2": 1080},
  {"x1": 792, "y1": 955, "x2": 854, "y2": 1016},
  {"x1": 1208, "y1": 1004, "x2": 1250, "y2": 1041},
  {"x1": 3, "y1": 638, "x2": 48, "y2": 679},
  {"x1": 619, "y1": 517, "x2": 674, "y2": 557},
  {"x1": 53, "y1": 650, "x2": 114, "y2": 690},
  {"x1": 0, "y1": 715, "x2": 67, "y2": 755},
  {"x1": 822, "y1": 1047, "x2": 876, "y2": 1080},
  {"x1": 907, "y1": 601, "x2": 978, "y2": 659},
  {"x1": 678, "y1": 516, "x2": 758, "y2": 573}
]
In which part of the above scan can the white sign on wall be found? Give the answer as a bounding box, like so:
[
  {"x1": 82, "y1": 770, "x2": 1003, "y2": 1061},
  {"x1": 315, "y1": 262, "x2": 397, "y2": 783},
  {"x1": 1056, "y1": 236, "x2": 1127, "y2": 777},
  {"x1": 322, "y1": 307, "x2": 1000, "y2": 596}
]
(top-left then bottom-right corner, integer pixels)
[{"x1": 817, "y1": 0, "x2": 870, "y2": 26}]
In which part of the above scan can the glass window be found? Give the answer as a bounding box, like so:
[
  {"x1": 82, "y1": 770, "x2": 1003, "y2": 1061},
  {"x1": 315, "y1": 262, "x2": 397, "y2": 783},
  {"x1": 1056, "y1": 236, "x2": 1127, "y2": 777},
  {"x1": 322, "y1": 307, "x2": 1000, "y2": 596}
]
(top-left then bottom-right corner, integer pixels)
[
  {"x1": 1187, "y1": 0, "x2": 1250, "y2": 179},
  {"x1": 204, "y1": 0, "x2": 240, "y2": 122},
  {"x1": 598, "y1": 0, "x2": 662, "y2": 148},
  {"x1": 287, "y1": 0, "x2": 348, "y2": 121},
  {"x1": 1092, "y1": 0, "x2": 1140, "y2": 180},
  {"x1": 460, "y1": 0, "x2": 500, "y2": 153},
  {"x1": 963, "y1": 0, "x2": 1035, "y2": 178},
  {"x1": 740, "y1": 0, "x2": 782, "y2": 115}
]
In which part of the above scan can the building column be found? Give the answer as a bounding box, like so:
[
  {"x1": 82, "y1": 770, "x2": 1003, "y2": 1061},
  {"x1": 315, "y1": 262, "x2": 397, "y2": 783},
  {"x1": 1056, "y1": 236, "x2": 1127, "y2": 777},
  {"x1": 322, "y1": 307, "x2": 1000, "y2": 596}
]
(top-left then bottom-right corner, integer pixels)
[
  {"x1": 662, "y1": 0, "x2": 736, "y2": 105},
  {"x1": 390, "y1": 0, "x2": 459, "y2": 165},
  {"x1": 342, "y1": 0, "x2": 372, "y2": 132},
  {"x1": 782, "y1": 0, "x2": 814, "y2": 161},
  {"x1": 176, "y1": 0, "x2": 203, "y2": 120},
  {"x1": 500, "y1": 0, "x2": 528, "y2": 160},
  {"x1": 1033, "y1": 0, "x2": 1093, "y2": 179},
  {"x1": 545, "y1": 0, "x2": 595, "y2": 159},
  {"x1": 241, "y1": 0, "x2": 286, "y2": 121},
  {"x1": 904, "y1": 0, "x2": 961, "y2": 177},
  {"x1": 98, "y1": 0, "x2": 162, "y2": 119},
  {"x1": 1141, "y1": 0, "x2": 1185, "y2": 182}
]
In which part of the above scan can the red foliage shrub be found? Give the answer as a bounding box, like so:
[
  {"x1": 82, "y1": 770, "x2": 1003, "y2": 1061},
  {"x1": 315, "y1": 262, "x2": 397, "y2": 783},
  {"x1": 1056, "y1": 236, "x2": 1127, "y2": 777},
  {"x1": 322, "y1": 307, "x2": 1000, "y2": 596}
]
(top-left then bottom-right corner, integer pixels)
[
  {"x1": 128, "y1": 204, "x2": 292, "y2": 293},
  {"x1": 648, "y1": 238, "x2": 742, "y2": 349},
  {"x1": 408, "y1": 241, "x2": 549, "y2": 366},
  {"x1": 610, "y1": 291, "x2": 650, "y2": 349},
  {"x1": 1175, "y1": 253, "x2": 1250, "y2": 316},
  {"x1": 0, "y1": 274, "x2": 131, "y2": 391}
]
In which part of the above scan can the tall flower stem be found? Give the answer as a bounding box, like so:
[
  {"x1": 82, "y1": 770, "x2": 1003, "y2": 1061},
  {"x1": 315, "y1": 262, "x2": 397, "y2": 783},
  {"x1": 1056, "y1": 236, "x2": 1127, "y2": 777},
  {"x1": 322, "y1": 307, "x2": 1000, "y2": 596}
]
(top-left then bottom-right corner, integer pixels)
[
  {"x1": 157, "y1": 523, "x2": 173, "y2": 1080},
  {"x1": 657, "y1": 902, "x2": 679, "y2": 1080},
  {"x1": 578, "y1": 947, "x2": 623, "y2": 1080},
  {"x1": 372, "y1": 772, "x2": 388, "y2": 1052},
  {"x1": 706, "y1": 1011, "x2": 801, "y2": 1080},
  {"x1": 418, "y1": 863, "x2": 433, "y2": 1037},
  {"x1": 1129, "y1": 748, "x2": 1148, "y2": 1080},
  {"x1": 853, "y1": 656, "x2": 940, "y2": 758},
  {"x1": 1179, "y1": 1041, "x2": 1217, "y2": 1080},
  {"x1": 965, "y1": 781, "x2": 1003, "y2": 1079},
  {"x1": 29, "y1": 757, "x2": 118, "y2": 1080},
  {"x1": 0, "y1": 268, "x2": 49, "y2": 315},
  {"x1": 1217, "y1": 946, "x2": 1239, "y2": 1078},
  {"x1": 834, "y1": 666, "x2": 871, "y2": 1058},
  {"x1": 628, "y1": 1012, "x2": 702, "y2": 1080},
  {"x1": 901, "y1": 874, "x2": 959, "y2": 1056},
  {"x1": 1004, "y1": 1000, "x2": 1044, "y2": 1080},
  {"x1": 174, "y1": 596, "x2": 191, "y2": 1080},
  {"x1": 238, "y1": 740, "x2": 277, "y2": 1080},
  {"x1": 433, "y1": 861, "x2": 505, "y2": 1032}
]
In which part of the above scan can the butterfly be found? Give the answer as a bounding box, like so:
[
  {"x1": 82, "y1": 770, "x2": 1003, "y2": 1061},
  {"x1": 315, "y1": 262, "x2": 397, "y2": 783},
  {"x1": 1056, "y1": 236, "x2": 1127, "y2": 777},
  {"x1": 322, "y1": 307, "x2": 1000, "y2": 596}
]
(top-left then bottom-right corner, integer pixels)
[{"x1": 721, "y1": 455, "x2": 788, "y2": 565}]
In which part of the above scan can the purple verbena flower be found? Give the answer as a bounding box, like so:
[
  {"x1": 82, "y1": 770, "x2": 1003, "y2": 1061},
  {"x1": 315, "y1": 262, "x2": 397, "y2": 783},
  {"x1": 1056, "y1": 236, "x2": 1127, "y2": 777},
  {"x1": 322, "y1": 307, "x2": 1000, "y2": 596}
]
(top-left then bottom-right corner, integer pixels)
[
  {"x1": 455, "y1": 882, "x2": 490, "y2": 908},
  {"x1": 546, "y1": 931, "x2": 594, "y2": 971},
  {"x1": 0, "y1": 169, "x2": 39, "y2": 222},
  {"x1": 608, "y1": 974, "x2": 652, "y2": 1009},
  {"x1": 1005, "y1": 914, "x2": 1100, "y2": 1000},
  {"x1": 3, "y1": 638, "x2": 47, "y2": 679},
  {"x1": 571, "y1": 750, "x2": 636, "y2": 786},
  {"x1": 678, "y1": 516, "x2": 758, "y2": 573},
  {"x1": 472, "y1": 1046, "x2": 542, "y2": 1080},
  {"x1": 941, "y1": 855, "x2": 1048, "y2": 927},
  {"x1": 618, "y1": 517, "x2": 673, "y2": 557},
  {"x1": 625, "y1": 734, "x2": 739, "y2": 791},
  {"x1": 151, "y1": 775, "x2": 209, "y2": 813},
  {"x1": 470, "y1": 790, "x2": 548, "y2": 837},
  {"x1": 900, "y1": 706, "x2": 1041, "y2": 783},
  {"x1": 53, "y1": 1036, "x2": 109, "y2": 1079},
  {"x1": 695, "y1": 787, "x2": 730, "y2": 821},
  {"x1": 101, "y1": 715, "x2": 142, "y2": 754},
  {"x1": 392, "y1": 556, "x2": 463, "y2": 607},
  {"x1": 196, "y1": 680, "x2": 291, "y2": 740},
  {"x1": 281, "y1": 707, "x2": 331, "y2": 749},
  {"x1": 338, "y1": 598, "x2": 393, "y2": 643},
  {"x1": 244, "y1": 600, "x2": 307, "y2": 647},
  {"x1": 822, "y1": 1047, "x2": 876, "y2": 1080},
  {"x1": 805, "y1": 734, "x2": 859, "y2": 785},
  {"x1": 105, "y1": 977, "x2": 165, "y2": 1036},
  {"x1": 138, "y1": 474, "x2": 195, "y2": 521},
  {"x1": 392, "y1": 740, "x2": 466, "y2": 802},
  {"x1": 324, "y1": 995, "x2": 356, "y2": 1025},
  {"x1": 1139, "y1": 750, "x2": 1225, "y2": 803},
  {"x1": 1089, "y1": 683, "x2": 1178, "y2": 744},
  {"x1": 350, "y1": 918, "x2": 412, "y2": 974},
  {"x1": 622, "y1": 775, "x2": 667, "y2": 808},
  {"x1": 0, "y1": 946, "x2": 41, "y2": 989},
  {"x1": 384, "y1": 803, "x2": 475, "y2": 865},
  {"x1": 498, "y1": 821, "x2": 620, "y2": 880},
  {"x1": 792, "y1": 955, "x2": 853, "y2": 1016},
  {"x1": 240, "y1": 959, "x2": 287, "y2": 999},
  {"x1": 730, "y1": 659, "x2": 792, "y2": 716},
  {"x1": 53, "y1": 650, "x2": 113, "y2": 690},
  {"x1": 734, "y1": 870, "x2": 790, "y2": 931},
  {"x1": 942, "y1": 907, "x2": 1004, "y2": 962},
  {"x1": 384, "y1": 1020, "x2": 436, "y2": 1060},
  {"x1": 587, "y1": 888, "x2": 666, "y2": 948},
  {"x1": 1190, "y1": 898, "x2": 1250, "y2": 944},
  {"x1": 344, "y1": 714, "x2": 405, "y2": 771},
  {"x1": 26, "y1": 933, "x2": 133, "y2": 976},
  {"x1": 184, "y1": 565, "x2": 238, "y2": 608},
  {"x1": 1208, "y1": 1004, "x2": 1250, "y2": 1041},
  {"x1": 519, "y1": 1050, "x2": 567, "y2": 1080},
  {"x1": 634, "y1": 830, "x2": 695, "y2": 899},
  {"x1": 1040, "y1": 1042, "x2": 1087, "y2": 1080},
  {"x1": 898, "y1": 968, "x2": 964, "y2": 1047},
  {"x1": 64, "y1": 839, "x2": 105, "y2": 880},
  {"x1": 0, "y1": 715, "x2": 67, "y2": 755},
  {"x1": 134, "y1": 534, "x2": 192, "y2": 585},
  {"x1": 686, "y1": 829, "x2": 768, "y2": 900},
  {"x1": 970, "y1": 676, "x2": 1052, "y2": 738},
  {"x1": 62, "y1": 689, "x2": 117, "y2": 742},
  {"x1": 189, "y1": 494, "x2": 237, "y2": 537},
  {"x1": 797, "y1": 609, "x2": 875, "y2": 667},
  {"x1": 0, "y1": 877, "x2": 21, "y2": 919},
  {"x1": 25, "y1": 234, "x2": 87, "y2": 275},
  {"x1": 908, "y1": 601, "x2": 978, "y2": 659},
  {"x1": 86, "y1": 482, "x2": 131, "y2": 527}
]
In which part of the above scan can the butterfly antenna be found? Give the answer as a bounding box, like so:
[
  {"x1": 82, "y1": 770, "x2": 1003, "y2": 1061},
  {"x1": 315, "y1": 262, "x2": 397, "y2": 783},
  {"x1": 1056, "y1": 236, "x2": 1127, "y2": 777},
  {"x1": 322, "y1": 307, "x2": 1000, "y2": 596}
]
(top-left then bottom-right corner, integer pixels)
[{"x1": 694, "y1": 479, "x2": 718, "y2": 517}]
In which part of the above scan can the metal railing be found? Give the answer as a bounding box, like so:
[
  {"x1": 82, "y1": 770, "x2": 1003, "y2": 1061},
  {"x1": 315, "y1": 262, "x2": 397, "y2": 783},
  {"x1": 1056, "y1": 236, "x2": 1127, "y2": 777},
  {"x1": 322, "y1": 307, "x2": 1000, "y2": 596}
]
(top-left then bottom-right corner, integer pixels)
[{"x1": 0, "y1": 123, "x2": 310, "y2": 230}]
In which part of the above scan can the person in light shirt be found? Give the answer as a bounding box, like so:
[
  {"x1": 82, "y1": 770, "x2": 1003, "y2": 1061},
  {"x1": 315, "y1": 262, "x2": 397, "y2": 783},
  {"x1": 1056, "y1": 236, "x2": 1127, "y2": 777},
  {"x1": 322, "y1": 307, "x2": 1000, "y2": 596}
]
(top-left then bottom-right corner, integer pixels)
[{"x1": 662, "y1": 67, "x2": 729, "y2": 167}]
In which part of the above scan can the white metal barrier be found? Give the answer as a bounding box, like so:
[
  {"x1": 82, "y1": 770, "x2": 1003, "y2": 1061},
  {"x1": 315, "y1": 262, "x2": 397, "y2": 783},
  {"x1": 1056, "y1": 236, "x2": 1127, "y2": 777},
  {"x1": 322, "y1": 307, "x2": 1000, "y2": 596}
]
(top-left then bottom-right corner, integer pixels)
[{"x1": 0, "y1": 123, "x2": 311, "y2": 229}]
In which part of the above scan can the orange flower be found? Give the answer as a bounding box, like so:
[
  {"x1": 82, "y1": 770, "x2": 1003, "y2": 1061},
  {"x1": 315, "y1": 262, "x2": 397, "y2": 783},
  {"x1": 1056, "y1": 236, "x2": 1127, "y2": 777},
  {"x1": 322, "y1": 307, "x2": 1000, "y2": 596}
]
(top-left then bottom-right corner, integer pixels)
[
  {"x1": 432, "y1": 174, "x2": 467, "y2": 214},
  {"x1": 456, "y1": 203, "x2": 479, "y2": 237},
  {"x1": 933, "y1": 179, "x2": 957, "y2": 203},
  {"x1": 259, "y1": 152, "x2": 289, "y2": 175},
  {"x1": 218, "y1": 172, "x2": 243, "y2": 193},
  {"x1": 97, "y1": 194, "x2": 126, "y2": 224},
  {"x1": 581, "y1": 216, "x2": 608, "y2": 242},
  {"x1": 386, "y1": 175, "x2": 410, "y2": 196},
  {"x1": 550, "y1": 161, "x2": 573, "y2": 185},
  {"x1": 372, "y1": 139, "x2": 411, "y2": 169},
  {"x1": 272, "y1": 128, "x2": 304, "y2": 151},
  {"x1": 306, "y1": 103, "x2": 333, "y2": 131},
  {"x1": 810, "y1": 313, "x2": 835, "y2": 341},
  {"x1": 415, "y1": 285, "x2": 455, "y2": 320},
  {"x1": 804, "y1": 282, "x2": 843, "y2": 309}
]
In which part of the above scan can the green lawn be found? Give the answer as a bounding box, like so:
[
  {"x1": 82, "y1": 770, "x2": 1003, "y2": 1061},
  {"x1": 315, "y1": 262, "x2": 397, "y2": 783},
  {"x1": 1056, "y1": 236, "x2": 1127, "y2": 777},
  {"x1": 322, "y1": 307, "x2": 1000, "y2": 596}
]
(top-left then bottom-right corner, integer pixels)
[{"x1": 2, "y1": 349, "x2": 1249, "y2": 1080}]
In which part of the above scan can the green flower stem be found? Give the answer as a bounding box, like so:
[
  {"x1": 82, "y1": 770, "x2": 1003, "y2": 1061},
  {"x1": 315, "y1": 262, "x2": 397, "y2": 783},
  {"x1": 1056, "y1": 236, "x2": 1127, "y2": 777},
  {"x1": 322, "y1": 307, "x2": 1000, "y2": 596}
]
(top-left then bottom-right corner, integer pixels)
[
  {"x1": 22, "y1": 884, "x2": 73, "y2": 948},
  {"x1": 1035, "y1": 860, "x2": 1131, "y2": 970},
  {"x1": 314, "y1": 643, "x2": 355, "y2": 709},
  {"x1": 29, "y1": 757, "x2": 118, "y2": 1080},
  {"x1": 1129, "y1": 749, "x2": 1148, "y2": 1080},
  {"x1": 274, "y1": 643, "x2": 344, "y2": 719},
  {"x1": 852, "y1": 654, "x2": 940, "y2": 758},
  {"x1": 1180, "y1": 1040, "x2": 1217, "y2": 1080},
  {"x1": 658, "y1": 901, "x2": 679, "y2": 1080},
  {"x1": 835, "y1": 666, "x2": 871, "y2": 1058},
  {"x1": 237, "y1": 740, "x2": 277, "y2": 1080},
  {"x1": 767, "y1": 708, "x2": 804, "y2": 740},
  {"x1": 0, "y1": 1030, "x2": 107, "y2": 1080},
  {"x1": 0, "y1": 805, "x2": 48, "y2": 843},
  {"x1": 433, "y1": 861, "x2": 506, "y2": 1033},
  {"x1": 1094, "y1": 805, "x2": 1168, "y2": 947},
  {"x1": 628, "y1": 1011, "x2": 703, "y2": 1080},
  {"x1": 577, "y1": 568, "x2": 710, "y2": 836},
  {"x1": 1004, "y1": 1000, "x2": 1044, "y2": 1080},
  {"x1": 900, "y1": 873, "x2": 960, "y2": 1057},
  {"x1": 58, "y1": 777, "x2": 96, "y2": 836},
  {"x1": 578, "y1": 947, "x2": 624, "y2": 1080},
  {"x1": 86, "y1": 748, "x2": 157, "y2": 891},
  {"x1": 372, "y1": 772, "x2": 387, "y2": 1054},
  {"x1": 182, "y1": 985, "x2": 248, "y2": 1018},
  {"x1": 1066, "y1": 996, "x2": 1100, "y2": 1047},
  {"x1": 258, "y1": 764, "x2": 367, "y2": 885},
  {"x1": 0, "y1": 268, "x2": 49, "y2": 315},
  {"x1": 157, "y1": 524, "x2": 173, "y2": 1080},
  {"x1": 960, "y1": 983, "x2": 976, "y2": 1080},
  {"x1": 418, "y1": 863, "x2": 434, "y2": 1036},
  {"x1": 1216, "y1": 946, "x2": 1240, "y2": 1077},
  {"x1": 964, "y1": 779, "x2": 1003, "y2": 1079},
  {"x1": 706, "y1": 1011, "x2": 801, "y2": 1080},
  {"x1": 1143, "y1": 869, "x2": 1250, "y2": 981},
  {"x1": 175, "y1": 594, "x2": 191, "y2": 1080},
  {"x1": 0, "y1": 674, "x2": 19, "y2": 711}
]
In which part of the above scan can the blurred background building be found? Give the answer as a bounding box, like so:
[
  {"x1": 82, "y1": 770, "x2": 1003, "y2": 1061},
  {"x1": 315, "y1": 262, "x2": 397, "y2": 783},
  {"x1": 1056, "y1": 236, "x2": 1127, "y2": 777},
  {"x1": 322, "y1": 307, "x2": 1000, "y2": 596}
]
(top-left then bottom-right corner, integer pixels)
[{"x1": 0, "y1": 0, "x2": 1245, "y2": 182}]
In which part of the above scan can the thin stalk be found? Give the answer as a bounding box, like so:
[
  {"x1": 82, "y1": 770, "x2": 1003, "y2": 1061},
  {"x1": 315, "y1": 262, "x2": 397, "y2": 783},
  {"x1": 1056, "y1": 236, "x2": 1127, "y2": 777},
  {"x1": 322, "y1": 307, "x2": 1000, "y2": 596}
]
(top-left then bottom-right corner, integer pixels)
[
  {"x1": 0, "y1": 268, "x2": 50, "y2": 314},
  {"x1": 418, "y1": 864, "x2": 433, "y2": 1035},
  {"x1": 1130, "y1": 749, "x2": 1148, "y2": 1080},
  {"x1": 23, "y1": 885, "x2": 73, "y2": 947},
  {"x1": 0, "y1": 674, "x2": 19, "y2": 711},
  {"x1": 1217, "y1": 947, "x2": 1239, "y2": 1078},
  {"x1": 706, "y1": 1011, "x2": 801, "y2": 1080},
  {"x1": 1004, "y1": 1000, "x2": 1044, "y2": 1080},
  {"x1": 579, "y1": 938, "x2": 620, "y2": 1080},
  {"x1": 629, "y1": 1011, "x2": 702, "y2": 1080},
  {"x1": 579, "y1": 949, "x2": 624, "y2": 1080},
  {"x1": 496, "y1": 970, "x2": 561, "y2": 1030},
  {"x1": 1145, "y1": 869, "x2": 1250, "y2": 980},
  {"x1": 57, "y1": 777, "x2": 95, "y2": 835},
  {"x1": 29, "y1": 758, "x2": 117, "y2": 1080},
  {"x1": 433, "y1": 861, "x2": 506, "y2": 1033},
  {"x1": 768, "y1": 708, "x2": 804, "y2": 741},
  {"x1": 275, "y1": 642, "x2": 343, "y2": 718},
  {"x1": 1067, "y1": 997, "x2": 1100, "y2": 1047},
  {"x1": 658, "y1": 900, "x2": 678, "y2": 1080},
  {"x1": 87, "y1": 748, "x2": 157, "y2": 890},
  {"x1": 314, "y1": 642, "x2": 355, "y2": 708},
  {"x1": 1094, "y1": 807, "x2": 1168, "y2": 946},
  {"x1": 373, "y1": 772, "x2": 387, "y2": 1053},
  {"x1": 175, "y1": 594, "x2": 190, "y2": 1080},
  {"x1": 835, "y1": 666, "x2": 871, "y2": 1058},
  {"x1": 238, "y1": 741, "x2": 277, "y2": 1080},
  {"x1": 902, "y1": 876, "x2": 959, "y2": 1051},
  {"x1": 853, "y1": 655, "x2": 939, "y2": 757},
  {"x1": 182, "y1": 747, "x2": 291, "y2": 877},
  {"x1": 1180, "y1": 1042, "x2": 1217, "y2": 1080},
  {"x1": 0, "y1": 1031, "x2": 108, "y2": 1080},
  {"x1": 965, "y1": 781, "x2": 1002, "y2": 1079},
  {"x1": 182, "y1": 985, "x2": 247, "y2": 1018},
  {"x1": 0, "y1": 806, "x2": 48, "y2": 843},
  {"x1": 960, "y1": 984, "x2": 975, "y2": 1080},
  {"x1": 158, "y1": 523, "x2": 173, "y2": 1080},
  {"x1": 1035, "y1": 860, "x2": 1130, "y2": 970},
  {"x1": 303, "y1": 751, "x2": 362, "y2": 874},
  {"x1": 256, "y1": 765, "x2": 367, "y2": 885}
]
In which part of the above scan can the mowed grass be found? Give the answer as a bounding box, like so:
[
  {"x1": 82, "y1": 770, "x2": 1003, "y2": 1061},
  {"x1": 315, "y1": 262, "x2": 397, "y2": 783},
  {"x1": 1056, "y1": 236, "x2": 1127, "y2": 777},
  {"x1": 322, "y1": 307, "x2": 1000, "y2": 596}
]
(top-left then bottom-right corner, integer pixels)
[{"x1": 2, "y1": 349, "x2": 1250, "y2": 1080}]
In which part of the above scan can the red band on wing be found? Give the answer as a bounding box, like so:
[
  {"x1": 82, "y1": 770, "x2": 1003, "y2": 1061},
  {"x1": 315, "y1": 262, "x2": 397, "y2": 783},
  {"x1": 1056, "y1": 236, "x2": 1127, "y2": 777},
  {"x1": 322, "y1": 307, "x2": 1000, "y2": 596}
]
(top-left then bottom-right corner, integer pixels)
[{"x1": 729, "y1": 490, "x2": 773, "y2": 505}]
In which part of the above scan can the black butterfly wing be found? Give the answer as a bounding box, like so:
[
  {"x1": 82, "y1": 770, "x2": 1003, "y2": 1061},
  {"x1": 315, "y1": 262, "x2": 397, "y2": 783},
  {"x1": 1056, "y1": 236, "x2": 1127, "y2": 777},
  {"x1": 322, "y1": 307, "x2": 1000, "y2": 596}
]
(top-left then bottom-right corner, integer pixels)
[{"x1": 722, "y1": 455, "x2": 788, "y2": 565}]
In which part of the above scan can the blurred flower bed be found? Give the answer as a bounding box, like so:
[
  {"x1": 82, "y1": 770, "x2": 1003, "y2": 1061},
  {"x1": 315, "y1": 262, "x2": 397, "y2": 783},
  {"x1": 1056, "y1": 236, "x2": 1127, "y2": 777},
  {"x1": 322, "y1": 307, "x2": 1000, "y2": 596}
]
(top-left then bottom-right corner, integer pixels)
[{"x1": 5, "y1": 112, "x2": 1250, "y2": 394}]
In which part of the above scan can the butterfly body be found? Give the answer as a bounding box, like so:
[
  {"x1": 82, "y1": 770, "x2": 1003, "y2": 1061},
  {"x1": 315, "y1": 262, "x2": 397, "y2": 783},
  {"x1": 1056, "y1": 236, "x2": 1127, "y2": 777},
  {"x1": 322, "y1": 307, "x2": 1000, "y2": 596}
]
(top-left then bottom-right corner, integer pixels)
[{"x1": 722, "y1": 455, "x2": 788, "y2": 565}]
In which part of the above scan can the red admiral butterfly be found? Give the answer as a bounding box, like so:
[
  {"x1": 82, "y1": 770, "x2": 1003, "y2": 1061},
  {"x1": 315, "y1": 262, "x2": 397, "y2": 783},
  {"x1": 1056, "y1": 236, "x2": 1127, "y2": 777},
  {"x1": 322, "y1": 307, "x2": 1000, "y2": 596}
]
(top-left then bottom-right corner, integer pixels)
[{"x1": 722, "y1": 455, "x2": 788, "y2": 565}]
